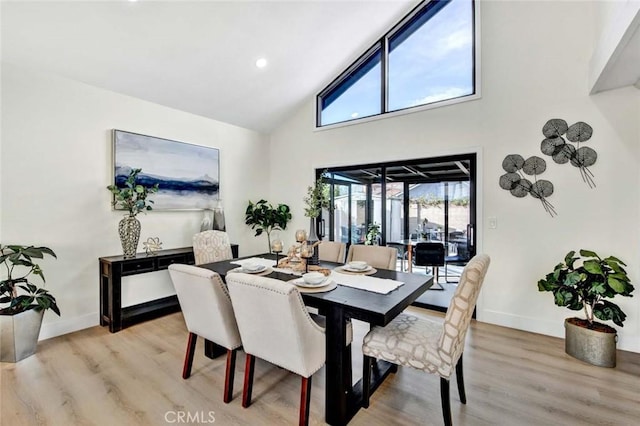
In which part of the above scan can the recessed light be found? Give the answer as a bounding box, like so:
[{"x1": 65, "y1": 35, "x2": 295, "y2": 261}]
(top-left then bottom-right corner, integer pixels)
[
  {"x1": 255, "y1": 58, "x2": 268, "y2": 69},
  {"x1": 351, "y1": 112, "x2": 359, "y2": 118}
]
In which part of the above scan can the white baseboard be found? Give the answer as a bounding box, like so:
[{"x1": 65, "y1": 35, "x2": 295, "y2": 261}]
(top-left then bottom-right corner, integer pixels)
[
  {"x1": 479, "y1": 309, "x2": 639, "y2": 353},
  {"x1": 39, "y1": 312, "x2": 99, "y2": 341},
  {"x1": 479, "y1": 309, "x2": 564, "y2": 338}
]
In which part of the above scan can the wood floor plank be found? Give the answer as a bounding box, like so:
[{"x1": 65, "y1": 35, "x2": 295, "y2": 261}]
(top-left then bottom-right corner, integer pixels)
[{"x1": 2, "y1": 308, "x2": 639, "y2": 425}]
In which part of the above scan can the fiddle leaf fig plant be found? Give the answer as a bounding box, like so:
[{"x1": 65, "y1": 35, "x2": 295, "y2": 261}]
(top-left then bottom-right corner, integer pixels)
[
  {"x1": 0, "y1": 244, "x2": 60, "y2": 316},
  {"x1": 245, "y1": 200, "x2": 292, "y2": 251},
  {"x1": 537, "y1": 249, "x2": 634, "y2": 327}
]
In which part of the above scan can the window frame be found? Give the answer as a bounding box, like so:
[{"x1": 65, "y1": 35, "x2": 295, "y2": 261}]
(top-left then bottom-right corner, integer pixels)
[{"x1": 316, "y1": 0, "x2": 480, "y2": 129}]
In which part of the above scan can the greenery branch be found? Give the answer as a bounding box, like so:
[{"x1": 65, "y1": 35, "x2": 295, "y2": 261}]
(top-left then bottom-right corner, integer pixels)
[
  {"x1": 107, "y1": 168, "x2": 159, "y2": 216},
  {"x1": 303, "y1": 172, "x2": 331, "y2": 218}
]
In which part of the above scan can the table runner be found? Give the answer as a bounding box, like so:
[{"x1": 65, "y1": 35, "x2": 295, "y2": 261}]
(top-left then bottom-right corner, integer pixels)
[{"x1": 329, "y1": 271, "x2": 404, "y2": 294}]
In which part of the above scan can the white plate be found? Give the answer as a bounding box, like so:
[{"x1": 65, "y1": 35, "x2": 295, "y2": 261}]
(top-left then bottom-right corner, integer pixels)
[
  {"x1": 341, "y1": 265, "x2": 373, "y2": 272},
  {"x1": 240, "y1": 265, "x2": 267, "y2": 273},
  {"x1": 291, "y1": 277, "x2": 332, "y2": 288}
]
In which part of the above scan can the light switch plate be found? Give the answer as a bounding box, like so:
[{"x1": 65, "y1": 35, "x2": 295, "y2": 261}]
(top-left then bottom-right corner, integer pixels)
[{"x1": 488, "y1": 217, "x2": 497, "y2": 229}]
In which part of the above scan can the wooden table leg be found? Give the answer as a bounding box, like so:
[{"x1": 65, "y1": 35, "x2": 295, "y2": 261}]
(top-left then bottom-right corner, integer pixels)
[
  {"x1": 325, "y1": 306, "x2": 355, "y2": 425},
  {"x1": 407, "y1": 244, "x2": 413, "y2": 273}
]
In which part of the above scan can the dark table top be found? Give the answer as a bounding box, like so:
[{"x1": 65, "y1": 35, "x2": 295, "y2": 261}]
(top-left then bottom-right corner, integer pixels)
[{"x1": 200, "y1": 253, "x2": 433, "y2": 327}]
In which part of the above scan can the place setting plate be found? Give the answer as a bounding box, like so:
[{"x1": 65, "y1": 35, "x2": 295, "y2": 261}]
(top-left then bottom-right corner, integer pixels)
[
  {"x1": 289, "y1": 277, "x2": 337, "y2": 293},
  {"x1": 335, "y1": 263, "x2": 377, "y2": 275},
  {"x1": 229, "y1": 265, "x2": 273, "y2": 276}
]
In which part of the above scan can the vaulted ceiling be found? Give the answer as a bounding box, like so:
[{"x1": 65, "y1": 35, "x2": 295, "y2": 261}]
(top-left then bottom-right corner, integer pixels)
[{"x1": 1, "y1": 0, "x2": 416, "y2": 133}]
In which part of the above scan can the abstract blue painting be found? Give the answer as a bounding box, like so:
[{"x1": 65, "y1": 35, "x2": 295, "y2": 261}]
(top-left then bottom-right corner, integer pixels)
[{"x1": 112, "y1": 130, "x2": 219, "y2": 210}]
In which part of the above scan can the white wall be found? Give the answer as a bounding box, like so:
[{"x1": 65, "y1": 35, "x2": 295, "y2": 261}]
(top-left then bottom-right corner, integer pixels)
[
  {"x1": 269, "y1": 1, "x2": 640, "y2": 352},
  {"x1": 1, "y1": 63, "x2": 272, "y2": 339}
]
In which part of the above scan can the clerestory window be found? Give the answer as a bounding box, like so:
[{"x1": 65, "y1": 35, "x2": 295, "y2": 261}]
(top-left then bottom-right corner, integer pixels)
[{"x1": 317, "y1": 0, "x2": 478, "y2": 128}]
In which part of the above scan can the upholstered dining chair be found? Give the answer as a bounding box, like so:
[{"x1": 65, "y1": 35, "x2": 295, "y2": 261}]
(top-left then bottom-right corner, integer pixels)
[
  {"x1": 361, "y1": 254, "x2": 491, "y2": 426},
  {"x1": 346, "y1": 245, "x2": 398, "y2": 270},
  {"x1": 318, "y1": 240, "x2": 346, "y2": 263},
  {"x1": 226, "y1": 274, "x2": 325, "y2": 426},
  {"x1": 192, "y1": 230, "x2": 233, "y2": 265},
  {"x1": 168, "y1": 264, "x2": 242, "y2": 403}
]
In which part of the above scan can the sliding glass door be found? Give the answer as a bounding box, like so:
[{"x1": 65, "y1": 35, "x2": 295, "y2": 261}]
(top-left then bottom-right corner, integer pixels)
[{"x1": 317, "y1": 153, "x2": 476, "y2": 261}]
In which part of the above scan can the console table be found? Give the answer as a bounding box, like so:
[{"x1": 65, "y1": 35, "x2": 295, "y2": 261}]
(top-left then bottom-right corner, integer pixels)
[{"x1": 99, "y1": 245, "x2": 238, "y2": 333}]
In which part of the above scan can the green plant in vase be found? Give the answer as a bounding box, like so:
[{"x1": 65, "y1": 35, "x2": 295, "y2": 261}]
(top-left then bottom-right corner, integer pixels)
[
  {"x1": 303, "y1": 172, "x2": 331, "y2": 241},
  {"x1": 107, "y1": 168, "x2": 159, "y2": 258},
  {"x1": 365, "y1": 223, "x2": 381, "y2": 245}
]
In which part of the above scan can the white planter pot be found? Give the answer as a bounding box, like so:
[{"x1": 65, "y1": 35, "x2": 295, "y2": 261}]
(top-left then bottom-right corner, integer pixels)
[{"x1": 0, "y1": 309, "x2": 45, "y2": 362}]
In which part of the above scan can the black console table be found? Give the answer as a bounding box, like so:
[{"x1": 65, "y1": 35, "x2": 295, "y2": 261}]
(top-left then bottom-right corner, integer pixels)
[{"x1": 99, "y1": 245, "x2": 238, "y2": 333}]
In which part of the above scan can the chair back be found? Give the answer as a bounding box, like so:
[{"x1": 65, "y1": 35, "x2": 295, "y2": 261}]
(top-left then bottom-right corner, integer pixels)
[
  {"x1": 168, "y1": 264, "x2": 241, "y2": 350},
  {"x1": 346, "y1": 245, "x2": 397, "y2": 270},
  {"x1": 414, "y1": 242, "x2": 445, "y2": 267},
  {"x1": 438, "y1": 254, "x2": 490, "y2": 363},
  {"x1": 226, "y1": 274, "x2": 325, "y2": 378},
  {"x1": 318, "y1": 241, "x2": 346, "y2": 263},
  {"x1": 193, "y1": 230, "x2": 233, "y2": 265}
]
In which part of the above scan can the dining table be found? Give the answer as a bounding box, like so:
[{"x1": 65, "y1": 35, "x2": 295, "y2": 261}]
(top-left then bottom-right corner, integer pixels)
[{"x1": 199, "y1": 253, "x2": 433, "y2": 426}]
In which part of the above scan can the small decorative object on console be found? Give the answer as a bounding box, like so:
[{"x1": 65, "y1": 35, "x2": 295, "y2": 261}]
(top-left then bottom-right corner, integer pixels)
[{"x1": 143, "y1": 237, "x2": 163, "y2": 255}]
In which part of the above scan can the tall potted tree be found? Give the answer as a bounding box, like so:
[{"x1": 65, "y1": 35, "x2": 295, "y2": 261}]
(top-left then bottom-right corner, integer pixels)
[
  {"x1": 245, "y1": 200, "x2": 292, "y2": 252},
  {"x1": 538, "y1": 249, "x2": 634, "y2": 367},
  {"x1": 0, "y1": 244, "x2": 60, "y2": 362}
]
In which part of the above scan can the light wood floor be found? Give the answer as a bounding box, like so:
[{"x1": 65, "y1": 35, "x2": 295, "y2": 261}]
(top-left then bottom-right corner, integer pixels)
[{"x1": 2, "y1": 308, "x2": 639, "y2": 425}]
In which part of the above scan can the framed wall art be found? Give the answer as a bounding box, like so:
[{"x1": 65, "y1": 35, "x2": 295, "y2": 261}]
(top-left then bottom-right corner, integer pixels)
[{"x1": 112, "y1": 129, "x2": 220, "y2": 210}]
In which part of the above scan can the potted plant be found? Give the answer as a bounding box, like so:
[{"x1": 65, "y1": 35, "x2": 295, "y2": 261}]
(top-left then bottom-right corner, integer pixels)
[
  {"x1": 107, "y1": 168, "x2": 159, "y2": 258},
  {"x1": 365, "y1": 223, "x2": 381, "y2": 245},
  {"x1": 538, "y1": 249, "x2": 634, "y2": 367},
  {"x1": 0, "y1": 244, "x2": 59, "y2": 362},
  {"x1": 245, "y1": 200, "x2": 292, "y2": 252}
]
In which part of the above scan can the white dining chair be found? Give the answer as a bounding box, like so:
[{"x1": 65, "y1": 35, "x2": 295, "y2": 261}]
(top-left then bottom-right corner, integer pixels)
[
  {"x1": 318, "y1": 240, "x2": 346, "y2": 263},
  {"x1": 192, "y1": 230, "x2": 233, "y2": 265},
  {"x1": 346, "y1": 245, "x2": 398, "y2": 270},
  {"x1": 361, "y1": 254, "x2": 491, "y2": 426},
  {"x1": 168, "y1": 264, "x2": 242, "y2": 403},
  {"x1": 226, "y1": 273, "x2": 325, "y2": 426}
]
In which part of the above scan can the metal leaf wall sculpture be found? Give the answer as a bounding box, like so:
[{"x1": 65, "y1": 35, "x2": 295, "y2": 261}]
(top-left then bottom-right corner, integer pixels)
[
  {"x1": 499, "y1": 154, "x2": 557, "y2": 217},
  {"x1": 540, "y1": 118, "x2": 597, "y2": 188}
]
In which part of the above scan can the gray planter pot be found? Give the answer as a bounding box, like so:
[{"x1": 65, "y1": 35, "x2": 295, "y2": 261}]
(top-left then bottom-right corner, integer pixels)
[
  {"x1": 0, "y1": 309, "x2": 45, "y2": 362},
  {"x1": 564, "y1": 317, "x2": 617, "y2": 368}
]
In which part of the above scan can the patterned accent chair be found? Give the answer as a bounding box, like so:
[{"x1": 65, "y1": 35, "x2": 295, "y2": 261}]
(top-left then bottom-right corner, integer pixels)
[
  {"x1": 318, "y1": 241, "x2": 346, "y2": 263},
  {"x1": 193, "y1": 230, "x2": 233, "y2": 265},
  {"x1": 226, "y1": 274, "x2": 325, "y2": 426},
  {"x1": 361, "y1": 254, "x2": 491, "y2": 426},
  {"x1": 346, "y1": 245, "x2": 398, "y2": 270},
  {"x1": 168, "y1": 264, "x2": 242, "y2": 403}
]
